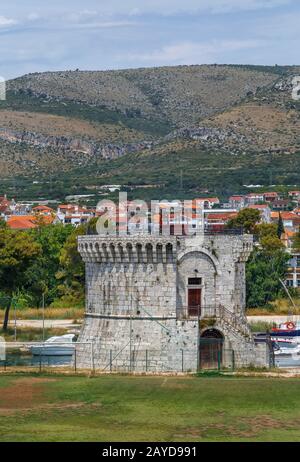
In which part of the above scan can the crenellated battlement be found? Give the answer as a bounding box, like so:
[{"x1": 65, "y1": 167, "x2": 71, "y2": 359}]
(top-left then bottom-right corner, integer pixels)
[
  {"x1": 78, "y1": 233, "x2": 253, "y2": 264},
  {"x1": 78, "y1": 235, "x2": 178, "y2": 263}
]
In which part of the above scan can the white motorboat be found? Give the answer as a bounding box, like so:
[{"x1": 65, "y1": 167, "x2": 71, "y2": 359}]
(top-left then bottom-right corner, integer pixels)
[
  {"x1": 273, "y1": 341, "x2": 300, "y2": 356},
  {"x1": 30, "y1": 334, "x2": 76, "y2": 356}
]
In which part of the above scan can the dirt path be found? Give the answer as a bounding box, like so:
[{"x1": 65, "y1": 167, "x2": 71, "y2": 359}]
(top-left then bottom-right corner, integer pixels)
[
  {"x1": 0, "y1": 377, "x2": 55, "y2": 415},
  {"x1": 6, "y1": 316, "x2": 298, "y2": 328},
  {"x1": 247, "y1": 315, "x2": 300, "y2": 323},
  {"x1": 0, "y1": 377, "x2": 103, "y2": 417},
  {"x1": 8, "y1": 319, "x2": 81, "y2": 329}
]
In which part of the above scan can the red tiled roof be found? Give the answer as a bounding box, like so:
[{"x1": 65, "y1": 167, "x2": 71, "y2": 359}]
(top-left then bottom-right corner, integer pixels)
[
  {"x1": 32, "y1": 205, "x2": 54, "y2": 212},
  {"x1": 283, "y1": 230, "x2": 296, "y2": 237},
  {"x1": 273, "y1": 200, "x2": 289, "y2": 205},
  {"x1": 58, "y1": 204, "x2": 89, "y2": 214},
  {"x1": 271, "y1": 211, "x2": 300, "y2": 220},
  {"x1": 7, "y1": 214, "x2": 55, "y2": 229},
  {"x1": 7, "y1": 216, "x2": 37, "y2": 229},
  {"x1": 246, "y1": 193, "x2": 264, "y2": 197},
  {"x1": 207, "y1": 212, "x2": 237, "y2": 221},
  {"x1": 248, "y1": 204, "x2": 269, "y2": 210},
  {"x1": 263, "y1": 192, "x2": 278, "y2": 197},
  {"x1": 229, "y1": 195, "x2": 244, "y2": 200},
  {"x1": 196, "y1": 197, "x2": 219, "y2": 203}
]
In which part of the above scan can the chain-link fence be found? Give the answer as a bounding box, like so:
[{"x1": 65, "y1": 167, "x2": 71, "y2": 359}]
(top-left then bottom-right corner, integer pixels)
[{"x1": 0, "y1": 339, "x2": 275, "y2": 373}]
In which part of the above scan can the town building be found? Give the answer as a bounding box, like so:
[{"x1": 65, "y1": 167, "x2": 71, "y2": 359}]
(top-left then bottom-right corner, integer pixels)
[
  {"x1": 288, "y1": 191, "x2": 300, "y2": 202},
  {"x1": 204, "y1": 210, "x2": 237, "y2": 231},
  {"x1": 263, "y1": 192, "x2": 279, "y2": 203},
  {"x1": 55, "y1": 204, "x2": 95, "y2": 226},
  {"x1": 272, "y1": 199, "x2": 291, "y2": 211},
  {"x1": 271, "y1": 211, "x2": 300, "y2": 232},
  {"x1": 197, "y1": 197, "x2": 220, "y2": 209},
  {"x1": 286, "y1": 253, "x2": 300, "y2": 288},
  {"x1": 248, "y1": 204, "x2": 271, "y2": 223},
  {"x1": 245, "y1": 193, "x2": 265, "y2": 205},
  {"x1": 229, "y1": 195, "x2": 245, "y2": 210}
]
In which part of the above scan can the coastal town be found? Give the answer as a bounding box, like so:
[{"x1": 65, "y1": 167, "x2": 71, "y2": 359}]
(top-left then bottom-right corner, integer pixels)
[{"x1": 2, "y1": 188, "x2": 300, "y2": 288}]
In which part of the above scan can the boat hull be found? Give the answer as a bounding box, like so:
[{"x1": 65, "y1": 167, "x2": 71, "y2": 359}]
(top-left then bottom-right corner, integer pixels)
[
  {"x1": 30, "y1": 346, "x2": 75, "y2": 356},
  {"x1": 271, "y1": 329, "x2": 300, "y2": 338}
]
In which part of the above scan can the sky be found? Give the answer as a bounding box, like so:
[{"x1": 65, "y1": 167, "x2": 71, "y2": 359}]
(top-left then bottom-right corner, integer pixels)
[{"x1": 0, "y1": 0, "x2": 299, "y2": 79}]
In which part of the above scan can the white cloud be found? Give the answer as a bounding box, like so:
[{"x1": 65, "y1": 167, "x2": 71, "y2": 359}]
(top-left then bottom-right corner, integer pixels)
[
  {"x1": 100, "y1": 0, "x2": 292, "y2": 16},
  {"x1": 70, "y1": 21, "x2": 136, "y2": 29},
  {"x1": 27, "y1": 13, "x2": 40, "y2": 21},
  {"x1": 0, "y1": 15, "x2": 17, "y2": 27},
  {"x1": 62, "y1": 10, "x2": 136, "y2": 29},
  {"x1": 0, "y1": 0, "x2": 297, "y2": 78},
  {"x1": 127, "y1": 40, "x2": 262, "y2": 65}
]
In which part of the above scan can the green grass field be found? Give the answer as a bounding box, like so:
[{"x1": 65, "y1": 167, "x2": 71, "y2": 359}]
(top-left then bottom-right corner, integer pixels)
[{"x1": 0, "y1": 374, "x2": 300, "y2": 442}]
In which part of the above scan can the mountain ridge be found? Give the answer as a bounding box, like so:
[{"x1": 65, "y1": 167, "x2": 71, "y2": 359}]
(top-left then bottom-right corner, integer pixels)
[{"x1": 0, "y1": 64, "x2": 299, "y2": 200}]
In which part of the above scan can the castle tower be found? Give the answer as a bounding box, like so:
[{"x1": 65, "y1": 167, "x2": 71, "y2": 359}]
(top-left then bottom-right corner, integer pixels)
[{"x1": 76, "y1": 233, "x2": 269, "y2": 371}]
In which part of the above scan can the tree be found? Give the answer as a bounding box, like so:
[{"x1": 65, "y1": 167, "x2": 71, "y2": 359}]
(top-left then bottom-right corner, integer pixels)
[
  {"x1": 0, "y1": 228, "x2": 42, "y2": 329},
  {"x1": 28, "y1": 224, "x2": 73, "y2": 305},
  {"x1": 260, "y1": 235, "x2": 284, "y2": 254},
  {"x1": 277, "y1": 212, "x2": 285, "y2": 239},
  {"x1": 255, "y1": 223, "x2": 277, "y2": 240},
  {"x1": 292, "y1": 229, "x2": 300, "y2": 251},
  {"x1": 56, "y1": 224, "x2": 87, "y2": 305},
  {"x1": 246, "y1": 247, "x2": 289, "y2": 308},
  {"x1": 227, "y1": 208, "x2": 261, "y2": 234},
  {"x1": 245, "y1": 217, "x2": 288, "y2": 308}
]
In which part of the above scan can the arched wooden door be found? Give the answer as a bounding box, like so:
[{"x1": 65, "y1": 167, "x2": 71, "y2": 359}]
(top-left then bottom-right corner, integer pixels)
[{"x1": 199, "y1": 329, "x2": 224, "y2": 370}]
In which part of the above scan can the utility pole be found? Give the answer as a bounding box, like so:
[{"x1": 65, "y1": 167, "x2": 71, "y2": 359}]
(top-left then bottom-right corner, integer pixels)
[
  {"x1": 42, "y1": 292, "x2": 45, "y2": 342},
  {"x1": 129, "y1": 294, "x2": 133, "y2": 372},
  {"x1": 269, "y1": 169, "x2": 273, "y2": 186},
  {"x1": 197, "y1": 305, "x2": 200, "y2": 372},
  {"x1": 180, "y1": 169, "x2": 183, "y2": 191},
  {"x1": 279, "y1": 277, "x2": 296, "y2": 320},
  {"x1": 14, "y1": 299, "x2": 17, "y2": 342}
]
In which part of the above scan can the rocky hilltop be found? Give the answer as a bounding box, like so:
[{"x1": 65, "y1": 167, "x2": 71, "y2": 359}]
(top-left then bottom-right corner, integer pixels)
[
  {"x1": 8, "y1": 65, "x2": 283, "y2": 127},
  {"x1": 0, "y1": 64, "x2": 299, "y2": 198}
]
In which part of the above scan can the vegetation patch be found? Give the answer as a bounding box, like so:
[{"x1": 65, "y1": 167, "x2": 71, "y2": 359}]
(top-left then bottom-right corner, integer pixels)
[{"x1": 0, "y1": 375, "x2": 300, "y2": 441}]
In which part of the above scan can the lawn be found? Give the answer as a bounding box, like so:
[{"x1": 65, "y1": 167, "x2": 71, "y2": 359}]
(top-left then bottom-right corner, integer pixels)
[
  {"x1": 0, "y1": 326, "x2": 69, "y2": 342},
  {"x1": 0, "y1": 307, "x2": 84, "y2": 321},
  {"x1": 0, "y1": 374, "x2": 300, "y2": 442}
]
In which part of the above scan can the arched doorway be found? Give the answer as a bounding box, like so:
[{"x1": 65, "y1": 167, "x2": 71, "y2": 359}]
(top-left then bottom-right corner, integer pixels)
[{"x1": 199, "y1": 329, "x2": 224, "y2": 370}]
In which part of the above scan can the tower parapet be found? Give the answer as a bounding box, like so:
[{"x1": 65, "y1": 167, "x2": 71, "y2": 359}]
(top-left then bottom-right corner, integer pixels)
[{"x1": 78, "y1": 235, "x2": 177, "y2": 264}]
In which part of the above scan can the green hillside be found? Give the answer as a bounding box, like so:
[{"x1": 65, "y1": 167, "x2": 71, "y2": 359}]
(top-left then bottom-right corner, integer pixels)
[{"x1": 0, "y1": 64, "x2": 299, "y2": 201}]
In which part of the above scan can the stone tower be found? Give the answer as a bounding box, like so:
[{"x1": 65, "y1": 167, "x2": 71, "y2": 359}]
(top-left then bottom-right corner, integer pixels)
[{"x1": 76, "y1": 233, "x2": 269, "y2": 371}]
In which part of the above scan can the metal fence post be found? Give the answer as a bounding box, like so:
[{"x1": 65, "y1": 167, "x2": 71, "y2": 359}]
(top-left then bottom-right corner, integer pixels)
[
  {"x1": 90, "y1": 341, "x2": 94, "y2": 373},
  {"x1": 13, "y1": 299, "x2": 17, "y2": 342},
  {"x1": 110, "y1": 349, "x2": 112, "y2": 372},
  {"x1": 232, "y1": 350, "x2": 235, "y2": 372},
  {"x1": 181, "y1": 349, "x2": 184, "y2": 373},
  {"x1": 145, "y1": 350, "x2": 148, "y2": 372},
  {"x1": 74, "y1": 347, "x2": 77, "y2": 373},
  {"x1": 39, "y1": 349, "x2": 42, "y2": 373}
]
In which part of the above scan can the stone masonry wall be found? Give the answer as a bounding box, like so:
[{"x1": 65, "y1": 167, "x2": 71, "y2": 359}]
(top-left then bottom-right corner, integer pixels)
[{"x1": 76, "y1": 233, "x2": 269, "y2": 372}]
